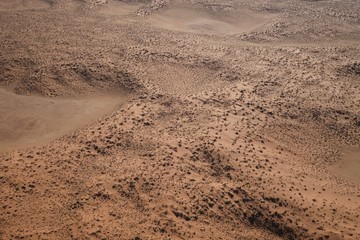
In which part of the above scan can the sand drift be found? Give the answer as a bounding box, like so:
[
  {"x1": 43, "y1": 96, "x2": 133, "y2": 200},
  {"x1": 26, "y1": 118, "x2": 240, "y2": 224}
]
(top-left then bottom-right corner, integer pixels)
[
  {"x1": 98, "y1": 1, "x2": 144, "y2": 16},
  {"x1": 149, "y1": 7, "x2": 277, "y2": 35},
  {"x1": 331, "y1": 148, "x2": 360, "y2": 185},
  {"x1": 0, "y1": 0, "x2": 50, "y2": 11},
  {"x1": 0, "y1": 88, "x2": 130, "y2": 152}
]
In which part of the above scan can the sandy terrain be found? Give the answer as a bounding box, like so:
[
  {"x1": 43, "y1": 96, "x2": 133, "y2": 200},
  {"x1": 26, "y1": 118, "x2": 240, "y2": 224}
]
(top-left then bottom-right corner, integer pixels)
[
  {"x1": 148, "y1": 6, "x2": 277, "y2": 35},
  {"x1": 0, "y1": 88, "x2": 130, "y2": 152},
  {"x1": 0, "y1": 0, "x2": 359, "y2": 239},
  {"x1": 0, "y1": 0, "x2": 50, "y2": 11}
]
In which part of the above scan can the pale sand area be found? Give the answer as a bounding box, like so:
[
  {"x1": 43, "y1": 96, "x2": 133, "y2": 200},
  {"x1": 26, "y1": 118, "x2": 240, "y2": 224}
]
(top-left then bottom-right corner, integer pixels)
[
  {"x1": 331, "y1": 148, "x2": 360, "y2": 184},
  {"x1": 0, "y1": 0, "x2": 50, "y2": 11},
  {"x1": 149, "y1": 6, "x2": 277, "y2": 35},
  {"x1": 0, "y1": 88, "x2": 130, "y2": 152}
]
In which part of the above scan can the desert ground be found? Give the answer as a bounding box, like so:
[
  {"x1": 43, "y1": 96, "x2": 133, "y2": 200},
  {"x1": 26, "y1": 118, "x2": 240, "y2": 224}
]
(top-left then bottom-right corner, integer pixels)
[{"x1": 0, "y1": 0, "x2": 359, "y2": 239}]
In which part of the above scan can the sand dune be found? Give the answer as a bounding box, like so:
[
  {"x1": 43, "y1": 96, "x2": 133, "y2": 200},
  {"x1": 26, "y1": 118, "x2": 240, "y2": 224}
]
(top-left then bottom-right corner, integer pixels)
[
  {"x1": 0, "y1": 88, "x2": 130, "y2": 152},
  {"x1": 331, "y1": 148, "x2": 360, "y2": 185},
  {"x1": 149, "y1": 6, "x2": 277, "y2": 35},
  {"x1": 0, "y1": 0, "x2": 51, "y2": 11},
  {"x1": 98, "y1": 1, "x2": 144, "y2": 16}
]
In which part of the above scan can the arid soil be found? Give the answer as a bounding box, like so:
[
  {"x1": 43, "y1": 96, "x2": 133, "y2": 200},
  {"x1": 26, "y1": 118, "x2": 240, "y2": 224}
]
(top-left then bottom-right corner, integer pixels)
[{"x1": 0, "y1": 0, "x2": 359, "y2": 239}]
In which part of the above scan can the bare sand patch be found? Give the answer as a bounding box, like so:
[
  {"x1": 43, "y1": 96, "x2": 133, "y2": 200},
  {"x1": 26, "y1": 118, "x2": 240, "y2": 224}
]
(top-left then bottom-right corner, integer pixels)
[
  {"x1": 331, "y1": 148, "x2": 360, "y2": 184},
  {"x1": 0, "y1": 88, "x2": 130, "y2": 152},
  {"x1": 98, "y1": 1, "x2": 144, "y2": 16},
  {"x1": 0, "y1": 0, "x2": 51, "y2": 11},
  {"x1": 148, "y1": 7, "x2": 276, "y2": 35}
]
